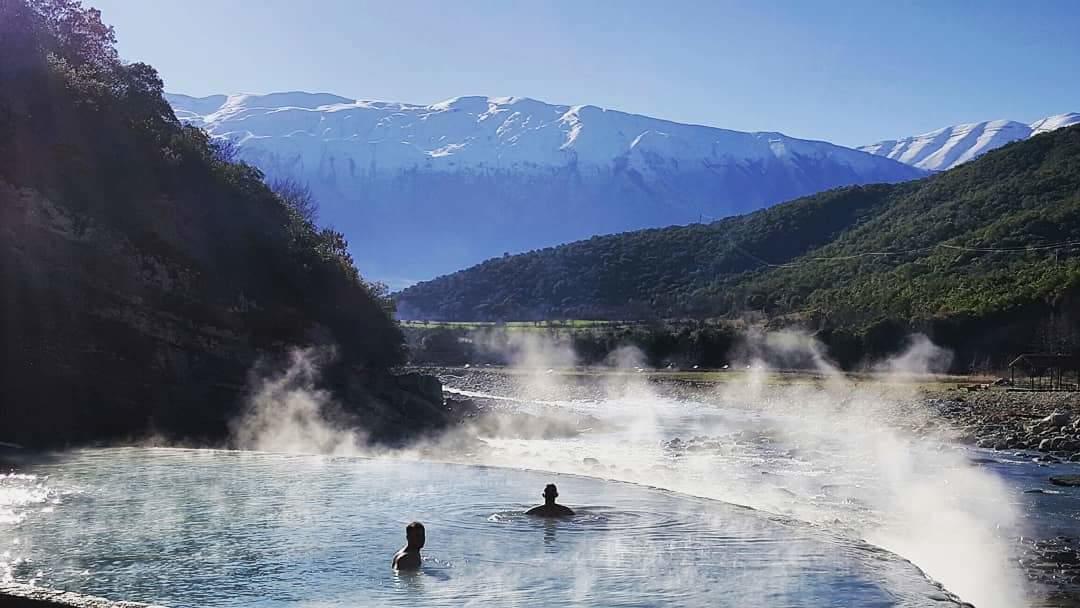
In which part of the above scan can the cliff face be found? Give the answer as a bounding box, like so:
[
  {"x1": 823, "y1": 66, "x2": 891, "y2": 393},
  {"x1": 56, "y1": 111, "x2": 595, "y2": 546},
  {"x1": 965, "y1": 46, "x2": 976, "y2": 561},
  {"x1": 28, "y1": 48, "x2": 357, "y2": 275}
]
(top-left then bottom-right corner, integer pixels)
[
  {"x1": 2, "y1": 182, "x2": 243, "y2": 444},
  {"x1": 0, "y1": 182, "x2": 446, "y2": 447}
]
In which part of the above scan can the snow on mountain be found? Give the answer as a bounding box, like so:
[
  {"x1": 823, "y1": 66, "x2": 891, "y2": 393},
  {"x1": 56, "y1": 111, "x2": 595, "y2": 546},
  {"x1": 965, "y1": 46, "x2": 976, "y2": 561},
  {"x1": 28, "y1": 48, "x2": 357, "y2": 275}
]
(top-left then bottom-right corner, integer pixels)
[
  {"x1": 167, "y1": 91, "x2": 926, "y2": 286},
  {"x1": 1029, "y1": 113, "x2": 1080, "y2": 136},
  {"x1": 859, "y1": 113, "x2": 1080, "y2": 171},
  {"x1": 169, "y1": 91, "x2": 916, "y2": 177}
]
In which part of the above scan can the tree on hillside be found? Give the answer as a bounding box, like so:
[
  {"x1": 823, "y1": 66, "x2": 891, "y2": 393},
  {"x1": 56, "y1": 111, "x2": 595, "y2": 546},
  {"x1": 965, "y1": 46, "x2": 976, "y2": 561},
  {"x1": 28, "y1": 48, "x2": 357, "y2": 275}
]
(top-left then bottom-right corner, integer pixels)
[
  {"x1": 271, "y1": 177, "x2": 319, "y2": 224},
  {"x1": 0, "y1": 0, "x2": 405, "y2": 369}
]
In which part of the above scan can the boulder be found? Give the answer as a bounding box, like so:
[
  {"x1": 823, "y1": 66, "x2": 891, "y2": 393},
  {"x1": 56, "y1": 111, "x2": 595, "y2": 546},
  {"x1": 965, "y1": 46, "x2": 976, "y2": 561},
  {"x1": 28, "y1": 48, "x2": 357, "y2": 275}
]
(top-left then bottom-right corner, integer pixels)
[
  {"x1": 1048, "y1": 549, "x2": 1080, "y2": 565},
  {"x1": 338, "y1": 369, "x2": 449, "y2": 442},
  {"x1": 1035, "y1": 433, "x2": 1080, "y2": 452},
  {"x1": 1049, "y1": 476, "x2": 1080, "y2": 487},
  {"x1": 1034, "y1": 411, "x2": 1072, "y2": 432}
]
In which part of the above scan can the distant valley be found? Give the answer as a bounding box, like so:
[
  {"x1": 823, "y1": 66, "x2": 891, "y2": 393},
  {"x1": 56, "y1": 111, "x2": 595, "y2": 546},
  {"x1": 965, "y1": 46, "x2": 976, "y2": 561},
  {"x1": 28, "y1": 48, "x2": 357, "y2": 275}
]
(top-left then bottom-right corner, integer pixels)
[
  {"x1": 397, "y1": 125, "x2": 1080, "y2": 368},
  {"x1": 167, "y1": 92, "x2": 924, "y2": 286}
]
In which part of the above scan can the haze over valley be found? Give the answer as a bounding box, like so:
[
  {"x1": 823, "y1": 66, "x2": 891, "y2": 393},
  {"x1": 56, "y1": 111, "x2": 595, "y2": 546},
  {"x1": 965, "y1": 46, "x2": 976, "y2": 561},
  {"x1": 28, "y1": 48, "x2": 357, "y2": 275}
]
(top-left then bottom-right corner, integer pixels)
[
  {"x1": 168, "y1": 93, "x2": 1078, "y2": 288},
  {"x1": 167, "y1": 92, "x2": 926, "y2": 286}
]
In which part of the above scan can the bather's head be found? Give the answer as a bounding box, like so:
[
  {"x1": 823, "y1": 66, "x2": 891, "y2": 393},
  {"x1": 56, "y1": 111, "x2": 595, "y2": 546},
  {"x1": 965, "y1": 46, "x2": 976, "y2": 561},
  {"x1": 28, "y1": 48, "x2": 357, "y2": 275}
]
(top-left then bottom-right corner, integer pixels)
[
  {"x1": 405, "y1": 521, "x2": 425, "y2": 549},
  {"x1": 543, "y1": 483, "x2": 559, "y2": 505}
]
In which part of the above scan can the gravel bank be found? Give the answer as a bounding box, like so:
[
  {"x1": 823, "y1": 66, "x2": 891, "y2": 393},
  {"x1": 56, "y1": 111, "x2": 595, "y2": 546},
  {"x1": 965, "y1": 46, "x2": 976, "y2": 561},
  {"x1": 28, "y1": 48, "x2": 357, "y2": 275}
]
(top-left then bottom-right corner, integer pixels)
[{"x1": 426, "y1": 366, "x2": 1080, "y2": 607}]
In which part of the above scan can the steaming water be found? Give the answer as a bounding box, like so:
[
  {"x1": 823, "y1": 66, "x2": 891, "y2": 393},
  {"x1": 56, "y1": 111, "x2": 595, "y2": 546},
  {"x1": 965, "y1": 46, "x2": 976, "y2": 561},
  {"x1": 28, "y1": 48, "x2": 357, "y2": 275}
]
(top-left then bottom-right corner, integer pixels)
[
  {"x1": 2, "y1": 448, "x2": 966, "y2": 607},
  {"x1": 434, "y1": 375, "x2": 1071, "y2": 608}
]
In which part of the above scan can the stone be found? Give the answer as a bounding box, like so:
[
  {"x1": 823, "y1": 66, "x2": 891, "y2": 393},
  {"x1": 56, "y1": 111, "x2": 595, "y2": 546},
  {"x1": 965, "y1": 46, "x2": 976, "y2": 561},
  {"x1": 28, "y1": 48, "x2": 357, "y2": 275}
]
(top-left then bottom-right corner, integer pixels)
[
  {"x1": 1038, "y1": 436, "x2": 1080, "y2": 452},
  {"x1": 1036, "y1": 411, "x2": 1071, "y2": 431},
  {"x1": 1049, "y1": 476, "x2": 1080, "y2": 487},
  {"x1": 1048, "y1": 550, "x2": 1080, "y2": 565}
]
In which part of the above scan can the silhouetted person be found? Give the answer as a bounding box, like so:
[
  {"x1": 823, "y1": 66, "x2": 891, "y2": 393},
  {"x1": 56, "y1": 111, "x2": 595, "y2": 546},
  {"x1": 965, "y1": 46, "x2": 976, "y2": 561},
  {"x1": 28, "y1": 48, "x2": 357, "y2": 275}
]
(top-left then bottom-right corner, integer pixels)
[
  {"x1": 526, "y1": 483, "x2": 574, "y2": 517},
  {"x1": 392, "y1": 521, "x2": 425, "y2": 570}
]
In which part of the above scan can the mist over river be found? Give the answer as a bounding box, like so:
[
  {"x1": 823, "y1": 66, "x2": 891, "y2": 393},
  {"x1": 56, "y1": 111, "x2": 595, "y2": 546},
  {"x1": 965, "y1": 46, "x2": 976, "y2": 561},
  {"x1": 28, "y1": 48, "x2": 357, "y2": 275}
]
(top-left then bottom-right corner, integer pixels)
[{"x1": 423, "y1": 365, "x2": 1080, "y2": 608}]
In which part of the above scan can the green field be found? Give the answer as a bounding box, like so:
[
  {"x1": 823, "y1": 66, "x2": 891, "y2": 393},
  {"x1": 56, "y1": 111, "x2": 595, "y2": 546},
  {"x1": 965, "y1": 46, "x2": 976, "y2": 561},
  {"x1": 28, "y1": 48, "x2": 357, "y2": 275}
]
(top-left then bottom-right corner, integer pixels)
[{"x1": 399, "y1": 319, "x2": 641, "y2": 330}]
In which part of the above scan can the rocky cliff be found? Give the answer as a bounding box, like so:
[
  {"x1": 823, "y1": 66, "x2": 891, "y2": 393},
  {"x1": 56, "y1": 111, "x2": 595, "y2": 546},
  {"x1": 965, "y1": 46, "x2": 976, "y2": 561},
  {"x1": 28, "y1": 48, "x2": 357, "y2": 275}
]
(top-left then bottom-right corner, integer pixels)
[
  {"x1": 0, "y1": 181, "x2": 446, "y2": 447},
  {"x1": 0, "y1": 0, "x2": 445, "y2": 448}
]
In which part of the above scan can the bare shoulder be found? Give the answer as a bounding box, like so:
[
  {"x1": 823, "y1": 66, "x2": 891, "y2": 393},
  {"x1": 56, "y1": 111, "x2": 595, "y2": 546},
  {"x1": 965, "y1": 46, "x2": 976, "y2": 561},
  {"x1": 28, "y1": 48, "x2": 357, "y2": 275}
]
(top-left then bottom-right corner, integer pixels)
[
  {"x1": 526, "y1": 504, "x2": 575, "y2": 517},
  {"x1": 393, "y1": 550, "x2": 421, "y2": 570}
]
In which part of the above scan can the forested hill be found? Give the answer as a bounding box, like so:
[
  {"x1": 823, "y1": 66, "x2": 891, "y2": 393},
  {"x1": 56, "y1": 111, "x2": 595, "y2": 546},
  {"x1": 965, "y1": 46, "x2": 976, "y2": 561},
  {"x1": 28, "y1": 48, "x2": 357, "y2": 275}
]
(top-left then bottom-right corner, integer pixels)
[
  {"x1": 0, "y1": 0, "x2": 445, "y2": 447},
  {"x1": 397, "y1": 124, "x2": 1080, "y2": 360}
]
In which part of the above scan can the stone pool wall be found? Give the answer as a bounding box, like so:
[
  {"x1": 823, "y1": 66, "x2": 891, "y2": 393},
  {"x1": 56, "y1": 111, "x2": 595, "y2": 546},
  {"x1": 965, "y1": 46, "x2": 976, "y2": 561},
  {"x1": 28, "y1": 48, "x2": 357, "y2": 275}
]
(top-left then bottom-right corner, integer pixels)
[{"x1": 0, "y1": 584, "x2": 162, "y2": 608}]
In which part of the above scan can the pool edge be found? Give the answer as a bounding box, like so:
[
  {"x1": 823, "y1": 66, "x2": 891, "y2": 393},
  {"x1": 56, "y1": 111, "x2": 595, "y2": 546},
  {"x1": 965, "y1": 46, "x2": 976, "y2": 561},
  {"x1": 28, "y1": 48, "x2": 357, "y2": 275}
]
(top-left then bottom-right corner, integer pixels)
[{"x1": 0, "y1": 583, "x2": 164, "y2": 608}]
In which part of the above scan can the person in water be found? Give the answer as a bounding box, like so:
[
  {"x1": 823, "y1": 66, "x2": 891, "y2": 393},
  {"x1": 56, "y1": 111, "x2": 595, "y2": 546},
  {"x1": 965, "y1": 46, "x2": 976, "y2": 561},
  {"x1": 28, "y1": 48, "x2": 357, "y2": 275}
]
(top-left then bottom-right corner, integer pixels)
[
  {"x1": 392, "y1": 521, "x2": 425, "y2": 570},
  {"x1": 526, "y1": 483, "x2": 575, "y2": 517}
]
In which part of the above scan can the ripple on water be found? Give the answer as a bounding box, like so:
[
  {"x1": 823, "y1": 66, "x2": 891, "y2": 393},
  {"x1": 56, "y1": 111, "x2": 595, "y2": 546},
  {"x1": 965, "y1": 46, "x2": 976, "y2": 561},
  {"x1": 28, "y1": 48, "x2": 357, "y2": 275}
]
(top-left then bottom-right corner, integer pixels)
[{"x1": 1, "y1": 448, "x2": 965, "y2": 607}]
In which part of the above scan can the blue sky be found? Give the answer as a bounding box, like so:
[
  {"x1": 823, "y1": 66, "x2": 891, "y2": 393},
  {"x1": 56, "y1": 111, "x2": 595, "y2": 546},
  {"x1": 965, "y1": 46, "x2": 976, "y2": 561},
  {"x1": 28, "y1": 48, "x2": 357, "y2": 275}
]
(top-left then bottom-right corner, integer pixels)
[{"x1": 90, "y1": 0, "x2": 1079, "y2": 147}]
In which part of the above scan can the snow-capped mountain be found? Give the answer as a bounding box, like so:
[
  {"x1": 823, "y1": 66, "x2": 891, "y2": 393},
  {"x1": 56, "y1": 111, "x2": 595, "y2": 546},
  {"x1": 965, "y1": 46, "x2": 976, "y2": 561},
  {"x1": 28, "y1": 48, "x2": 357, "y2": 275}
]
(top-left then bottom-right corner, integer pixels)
[
  {"x1": 859, "y1": 113, "x2": 1080, "y2": 172},
  {"x1": 168, "y1": 92, "x2": 925, "y2": 286}
]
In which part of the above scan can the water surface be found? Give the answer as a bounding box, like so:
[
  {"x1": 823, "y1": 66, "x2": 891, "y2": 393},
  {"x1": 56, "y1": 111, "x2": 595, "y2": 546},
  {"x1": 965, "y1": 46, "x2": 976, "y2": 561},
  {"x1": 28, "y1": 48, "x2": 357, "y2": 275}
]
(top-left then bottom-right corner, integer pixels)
[{"x1": 1, "y1": 448, "x2": 961, "y2": 607}]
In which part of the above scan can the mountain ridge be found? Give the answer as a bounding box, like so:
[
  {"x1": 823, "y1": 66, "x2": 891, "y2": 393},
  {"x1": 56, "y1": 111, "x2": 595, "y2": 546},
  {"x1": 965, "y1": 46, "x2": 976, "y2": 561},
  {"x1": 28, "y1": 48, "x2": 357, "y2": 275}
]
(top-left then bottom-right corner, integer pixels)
[
  {"x1": 395, "y1": 124, "x2": 1080, "y2": 365},
  {"x1": 166, "y1": 91, "x2": 925, "y2": 285},
  {"x1": 167, "y1": 91, "x2": 917, "y2": 175},
  {"x1": 859, "y1": 113, "x2": 1080, "y2": 171}
]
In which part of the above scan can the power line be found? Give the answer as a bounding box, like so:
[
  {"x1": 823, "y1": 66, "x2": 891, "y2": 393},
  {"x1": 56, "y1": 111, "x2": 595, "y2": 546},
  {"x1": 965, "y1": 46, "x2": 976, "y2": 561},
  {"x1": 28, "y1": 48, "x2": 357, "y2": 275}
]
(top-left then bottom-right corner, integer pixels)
[
  {"x1": 940, "y1": 240, "x2": 1080, "y2": 253},
  {"x1": 731, "y1": 238, "x2": 1080, "y2": 269}
]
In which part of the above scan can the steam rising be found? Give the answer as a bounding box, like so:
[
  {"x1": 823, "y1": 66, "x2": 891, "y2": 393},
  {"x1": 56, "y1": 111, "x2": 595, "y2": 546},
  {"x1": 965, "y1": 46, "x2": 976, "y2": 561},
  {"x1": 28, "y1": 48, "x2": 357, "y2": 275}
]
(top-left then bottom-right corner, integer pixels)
[
  {"x1": 232, "y1": 348, "x2": 364, "y2": 455},
  {"x1": 873, "y1": 334, "x2": 954, "y2": 375},
  {"x1": 233, "y1": 333, "x2": 1027, "y2": 608}
]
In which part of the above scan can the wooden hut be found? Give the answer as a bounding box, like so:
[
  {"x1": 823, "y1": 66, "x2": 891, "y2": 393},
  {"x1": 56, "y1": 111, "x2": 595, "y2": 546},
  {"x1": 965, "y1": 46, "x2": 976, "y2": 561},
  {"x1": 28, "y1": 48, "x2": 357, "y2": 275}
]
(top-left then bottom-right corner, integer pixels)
[{"x1": 1008, "y1": 354, "x2": 1080, "y2": 391}]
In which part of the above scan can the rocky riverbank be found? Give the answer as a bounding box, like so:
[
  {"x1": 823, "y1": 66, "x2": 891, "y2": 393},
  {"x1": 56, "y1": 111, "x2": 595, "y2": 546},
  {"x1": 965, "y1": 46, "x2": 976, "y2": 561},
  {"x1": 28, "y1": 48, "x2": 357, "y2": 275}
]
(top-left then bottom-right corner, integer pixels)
[
  {"x1": 430, "y1": 367, "x2": 1080, "y2": 458},
  {"x1": 427, "y1": 366, "x2": 1080, "y2": 607},
  {"x1": 925, "y1": 390, "x2": 1080, "y2": 462}
]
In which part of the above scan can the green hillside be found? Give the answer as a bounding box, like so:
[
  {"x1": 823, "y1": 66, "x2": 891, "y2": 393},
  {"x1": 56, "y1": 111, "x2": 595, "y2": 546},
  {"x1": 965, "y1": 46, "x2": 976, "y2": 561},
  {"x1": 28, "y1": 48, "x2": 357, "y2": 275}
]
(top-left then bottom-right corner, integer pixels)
[{"x1": 397, "y1": 126, "x2": 1080, "y2": 366}]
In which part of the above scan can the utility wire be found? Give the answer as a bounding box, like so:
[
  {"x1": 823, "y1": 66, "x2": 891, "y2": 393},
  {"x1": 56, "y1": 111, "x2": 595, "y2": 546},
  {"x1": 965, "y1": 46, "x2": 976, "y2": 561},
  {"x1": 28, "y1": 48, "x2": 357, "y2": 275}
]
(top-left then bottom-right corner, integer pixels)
[
  {"x1": 731, "y1": 238, "x2": 1080, "y2": 269},
  {"x1": 939, "y1": 240, "x2": 1080, "y2": 252}
]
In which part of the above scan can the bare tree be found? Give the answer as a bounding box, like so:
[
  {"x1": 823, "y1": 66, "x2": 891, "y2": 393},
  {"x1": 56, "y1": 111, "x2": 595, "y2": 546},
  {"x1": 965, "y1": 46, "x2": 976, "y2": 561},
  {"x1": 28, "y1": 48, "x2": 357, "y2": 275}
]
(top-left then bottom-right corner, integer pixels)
[
  {"x1": 210, "y1": 137, "x2": 240, "y2": 163},
  {"x1": 269, "y1": 177, "x2": 318, "y2": 224}
]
